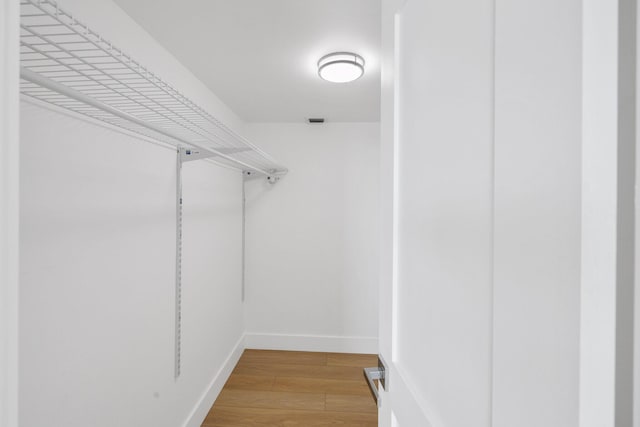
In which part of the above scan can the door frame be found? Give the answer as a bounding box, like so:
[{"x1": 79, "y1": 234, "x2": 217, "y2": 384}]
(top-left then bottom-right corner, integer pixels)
[
  {"x1": 0, "y1": 0, "x2": 20, "y2": 426},
  {"x1": 378, "y1": 0, "x2": 434, "y2": 425},
  {"x1": 581, "y1": 0, "x2": 636, "y2": 425}
]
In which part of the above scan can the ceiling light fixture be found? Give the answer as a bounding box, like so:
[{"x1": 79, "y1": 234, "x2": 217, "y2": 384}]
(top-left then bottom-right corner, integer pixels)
[{"x1": 317, "y1": 52, "x2": 365, "y2": 83}]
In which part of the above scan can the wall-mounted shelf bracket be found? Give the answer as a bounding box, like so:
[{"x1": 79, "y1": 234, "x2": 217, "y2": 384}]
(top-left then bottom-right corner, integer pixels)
[
  {"x1": 179, "y1": 147, "x2": 217, "y2": 163},
  {"x1": 267, "y1": 175, "x2": 281, "y2": 184},
  {"x1": 243, "y1": 169, "x2": 283, "y2": 185},
  {"x1": 175, "y1": 149, "x2": 183, "y2": 379},
  {"x1": 180, "y1": 147, "x2": 254, "y2": 163}
]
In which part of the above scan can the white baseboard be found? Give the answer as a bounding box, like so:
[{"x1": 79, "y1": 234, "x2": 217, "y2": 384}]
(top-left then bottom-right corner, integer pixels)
[
  {"x1": 182, "y1": 334, "x2": 245, "y2": 427},
  {"x1": 244, "y1": 333, "x2": 378, "y2": 354}
]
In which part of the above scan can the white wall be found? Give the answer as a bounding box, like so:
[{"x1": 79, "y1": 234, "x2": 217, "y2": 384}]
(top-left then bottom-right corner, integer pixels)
[
  {"x1": 243, "y1": 123, "x2": 379, "y2": 353},
  {"x1": 19, "y1": 0, "x2": 248, "y2": 426},
  {"x1": 0, "y1": 0, "x2": 19, "y2": 426},
  {"x1": 20, "y1": 101, "x2": 243, "y2": 427}
]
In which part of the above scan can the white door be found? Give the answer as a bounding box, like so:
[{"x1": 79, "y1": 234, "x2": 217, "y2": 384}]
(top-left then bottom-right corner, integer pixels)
[
  {"x1": 377, "y1": 0, "x2": 496, "y2": 425},
  {"x1": 376, "y1": 0, "x2": 585, "y2": 426}
]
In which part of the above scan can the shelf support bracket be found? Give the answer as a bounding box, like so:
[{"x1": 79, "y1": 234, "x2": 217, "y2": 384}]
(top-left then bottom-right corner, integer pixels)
[
  {"x1": 179, "y1": 147, "x2": 217, "y2": 163},
  {"x1": 174, "y1": 148, "x2": 183, "y2": 379}
]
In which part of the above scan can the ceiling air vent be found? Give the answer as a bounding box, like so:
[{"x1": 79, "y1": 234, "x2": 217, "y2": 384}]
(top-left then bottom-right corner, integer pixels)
[{"x1": 308, "y1": 118, "x2": 325, "y2": 124}]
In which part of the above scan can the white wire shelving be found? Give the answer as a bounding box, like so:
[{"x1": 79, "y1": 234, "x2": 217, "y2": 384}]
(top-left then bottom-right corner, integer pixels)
[
  {"x1": 20, "y1": 0, "x2": 287, "y2": 380},
  {"x1": 19, "y1": 0, "x2": 287, "y2": 176}
]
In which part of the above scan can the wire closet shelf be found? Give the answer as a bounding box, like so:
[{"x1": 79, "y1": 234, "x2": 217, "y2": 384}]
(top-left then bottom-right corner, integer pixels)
[{"x1": 19, "y1": 0, "x2": 287, "y2": 176}]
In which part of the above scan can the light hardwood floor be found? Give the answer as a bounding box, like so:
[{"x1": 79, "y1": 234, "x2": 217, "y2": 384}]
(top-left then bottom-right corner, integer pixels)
[{"x1": 201, "y1": 350, "x2": 378, "y2": 426}]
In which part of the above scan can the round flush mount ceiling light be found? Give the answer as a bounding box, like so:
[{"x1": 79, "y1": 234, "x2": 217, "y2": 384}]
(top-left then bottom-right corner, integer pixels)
[{"x1": 317, "y1": 52, "x2": 365, "y2": 83}]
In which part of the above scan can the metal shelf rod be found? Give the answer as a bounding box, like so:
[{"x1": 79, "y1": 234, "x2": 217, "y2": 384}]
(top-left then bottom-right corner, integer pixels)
[{"x1": 21, "y1": 67, "x2": 272, "y2": 176}]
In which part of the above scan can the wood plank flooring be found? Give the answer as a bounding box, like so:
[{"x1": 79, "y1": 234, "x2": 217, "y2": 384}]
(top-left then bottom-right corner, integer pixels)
[{"x1": 202, "y1": 350, "x2": 378, "y2": 426}]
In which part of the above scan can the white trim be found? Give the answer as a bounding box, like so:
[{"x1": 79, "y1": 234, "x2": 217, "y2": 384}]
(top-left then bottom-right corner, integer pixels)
[
  {"x1": 181, "y1": 334, "x2": 245, "y2": 427},
  {"x1": 0, "y1": 0, "x2": 20, "y2": 426},
  {"x1": 580, "y1": 3, "x2": 618, "y2": 426},
  {"x1": 244, "y1": 333, "x2": 378, "y2": 354},
  {"x1": 581, "y1": 0, "x2": 636, "y2": 425}
]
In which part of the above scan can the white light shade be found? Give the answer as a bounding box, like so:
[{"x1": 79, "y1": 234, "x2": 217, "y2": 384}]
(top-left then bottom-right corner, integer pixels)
[{"x1": 317, "y1": 52, "x2": 365, "y2": 83}]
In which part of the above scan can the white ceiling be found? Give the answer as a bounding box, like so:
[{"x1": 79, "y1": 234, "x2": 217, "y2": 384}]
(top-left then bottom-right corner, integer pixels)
[{"x1": 113, "y1": 0, "x2": 381, "y2": 123}]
